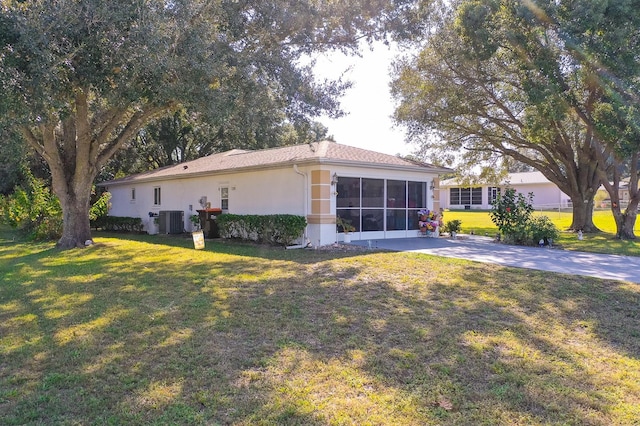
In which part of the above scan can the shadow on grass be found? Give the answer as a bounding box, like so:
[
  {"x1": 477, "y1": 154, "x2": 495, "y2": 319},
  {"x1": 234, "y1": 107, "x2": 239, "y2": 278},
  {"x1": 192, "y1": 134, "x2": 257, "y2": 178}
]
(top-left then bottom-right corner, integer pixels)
[
  {"x1": 92, "y1": 230, "x2": 374, "y2": 264},
  {"x1": 1, "y1": 235, "x2": 639, "y2": 425}
]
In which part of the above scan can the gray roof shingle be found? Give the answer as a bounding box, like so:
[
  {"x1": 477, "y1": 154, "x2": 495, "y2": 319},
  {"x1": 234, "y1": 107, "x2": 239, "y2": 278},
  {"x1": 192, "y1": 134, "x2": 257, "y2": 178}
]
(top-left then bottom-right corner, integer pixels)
[{"x1": 101, "y1": 141, "x2": 449, "y2": 186}]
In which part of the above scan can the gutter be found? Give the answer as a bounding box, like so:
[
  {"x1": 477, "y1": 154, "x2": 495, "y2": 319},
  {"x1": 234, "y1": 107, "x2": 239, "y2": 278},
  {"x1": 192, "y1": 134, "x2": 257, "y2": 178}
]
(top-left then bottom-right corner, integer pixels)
[{"x1": 293, "y1": 164, "x2": 309, "y2": 245}]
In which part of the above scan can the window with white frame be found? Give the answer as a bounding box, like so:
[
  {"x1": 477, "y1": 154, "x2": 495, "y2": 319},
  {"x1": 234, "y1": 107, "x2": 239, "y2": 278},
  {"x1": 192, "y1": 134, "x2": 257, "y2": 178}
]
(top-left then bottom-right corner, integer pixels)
[
  {"x1": 488, "y1": 187, "x2": 501, "y2": 204},
  {"x1": 220, "y1": 187, "x2": 229, "y2": 210},
  {"x1": 449, "y1": 187, "x2": 482, "y2": 205},
  {"x1": 153, "y1": 187, "x2": 161, "y2": 205}
]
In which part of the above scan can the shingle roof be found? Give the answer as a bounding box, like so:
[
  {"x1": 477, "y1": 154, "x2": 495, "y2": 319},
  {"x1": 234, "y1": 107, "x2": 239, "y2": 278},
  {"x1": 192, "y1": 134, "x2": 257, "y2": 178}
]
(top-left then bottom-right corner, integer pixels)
[{"x1": 100, "y1": 141, "x2": 450, "y2": 186}]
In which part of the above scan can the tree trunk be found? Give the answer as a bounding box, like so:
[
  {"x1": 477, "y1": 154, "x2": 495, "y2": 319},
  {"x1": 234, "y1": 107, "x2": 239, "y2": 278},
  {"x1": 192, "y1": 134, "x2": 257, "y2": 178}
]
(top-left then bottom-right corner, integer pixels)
[
  {"x1": 55, "y1": 182, "x2": 94, "y2": 249},
  {"x1": 57, "y1": 197, "x2": 92, "y2": 248},
  {"x1": 612, "y1": 203, "x2": 638, "y2": 240},
  {"x1": 568, "y1": 195, "x2": 598, "y2": 232}
]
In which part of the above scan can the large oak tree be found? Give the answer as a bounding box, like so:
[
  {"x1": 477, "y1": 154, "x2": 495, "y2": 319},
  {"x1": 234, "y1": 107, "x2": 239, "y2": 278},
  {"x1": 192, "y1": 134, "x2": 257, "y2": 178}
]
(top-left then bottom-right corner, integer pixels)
[
  {"x1": 391, "y1": 0, "x2": 640, "y2": 237},
  {"x1": 0, "y1": 0, "x2": 398, "y2": 248}
]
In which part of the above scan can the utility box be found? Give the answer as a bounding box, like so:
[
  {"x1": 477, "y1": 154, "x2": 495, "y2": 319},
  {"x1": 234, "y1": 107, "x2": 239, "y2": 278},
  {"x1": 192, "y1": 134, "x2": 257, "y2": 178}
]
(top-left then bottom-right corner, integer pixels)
[{"x1": 158, "y1": 210, "x2": 184, "y2": 234}]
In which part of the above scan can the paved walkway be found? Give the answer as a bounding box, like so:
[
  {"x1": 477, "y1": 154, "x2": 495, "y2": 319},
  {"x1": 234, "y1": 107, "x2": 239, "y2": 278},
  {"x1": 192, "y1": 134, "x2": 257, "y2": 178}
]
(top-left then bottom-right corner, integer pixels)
[{"x1": 349, "y1": 235, "x2": 640, "y2": 284}]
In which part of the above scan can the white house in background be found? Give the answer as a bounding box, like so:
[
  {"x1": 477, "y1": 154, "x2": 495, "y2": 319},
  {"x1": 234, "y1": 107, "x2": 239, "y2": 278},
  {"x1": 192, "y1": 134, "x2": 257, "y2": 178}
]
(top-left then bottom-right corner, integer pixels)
[
  {"x1": 440, "y1": 171, "x2": 571, "y2": 210},
  {"x1": 98, "y1": 141, "x2": 451, "y2": 246}
]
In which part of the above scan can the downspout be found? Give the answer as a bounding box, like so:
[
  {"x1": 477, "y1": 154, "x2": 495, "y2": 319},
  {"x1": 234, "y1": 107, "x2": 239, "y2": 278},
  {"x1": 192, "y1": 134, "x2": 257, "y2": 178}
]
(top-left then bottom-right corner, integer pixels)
[{"x1": 290, "y1": 164, "x2": 309, "y2": 249}]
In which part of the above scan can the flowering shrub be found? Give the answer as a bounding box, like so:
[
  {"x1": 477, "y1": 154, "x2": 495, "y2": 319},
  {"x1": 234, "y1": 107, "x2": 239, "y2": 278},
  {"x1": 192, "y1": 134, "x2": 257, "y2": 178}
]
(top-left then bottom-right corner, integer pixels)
[
  {"x1": 490, "y1": 188, "x2": 558, "y2": 246},
  {"x1": 489, "y1": 189, "x2": 534, "y2": 244}
]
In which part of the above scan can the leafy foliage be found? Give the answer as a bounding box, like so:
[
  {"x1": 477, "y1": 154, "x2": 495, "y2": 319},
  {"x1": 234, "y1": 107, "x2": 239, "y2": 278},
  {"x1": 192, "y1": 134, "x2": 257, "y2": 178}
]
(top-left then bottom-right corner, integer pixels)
[
  {"x1": 0, "y1": 0, "x2": 399, "y2": 248},
  {"x1": 490, "y1": 189, "x2": 534, "y2": 245},
  {"x1": 89, "y1": 191, "x2": 111, "y2": 222},
  {"x1": 218, "y1": 214, "x2": 307, "y2": 246},
  {"x1": 442, "y1": 219, "x2": 462, "y2": 235},
  {"x1": 528, "y1": 215, "x2": 559, "y2": 246},
  {"x1": 336, "y1": 216, "x2": 356, "y2": 233},
  {"x1": 391, "y1": 0, "x2": 640, "y2": 236},
  {"x1": 489, "y1": 188, "x2": 559, "y2": 246},
  {"x1": 1, "y1": 176, "x2": 114, "y2": 241},
  {"x1": 0, "y1": 170, "x2": 62, "y2": 240},
  {"x1": 91, "y1": 216, "x2": 143, "y2": 233}
]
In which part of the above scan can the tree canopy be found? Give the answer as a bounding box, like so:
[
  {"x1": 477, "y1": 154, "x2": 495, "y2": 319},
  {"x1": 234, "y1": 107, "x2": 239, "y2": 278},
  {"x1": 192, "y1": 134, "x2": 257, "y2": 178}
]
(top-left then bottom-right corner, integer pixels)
[
  {"x1": 0, "y1": 0, "x2": 399, "y2": 248},
  {"x1": 391, "y1": 0, "x2": 640, "y2": 237}
]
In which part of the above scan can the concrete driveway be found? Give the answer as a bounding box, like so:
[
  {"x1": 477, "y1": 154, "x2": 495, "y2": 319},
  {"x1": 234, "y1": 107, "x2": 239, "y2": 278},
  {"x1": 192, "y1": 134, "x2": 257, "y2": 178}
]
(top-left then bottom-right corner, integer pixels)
[{"x1": 349, "y1": 235, "x2": 640, "y2": 284}]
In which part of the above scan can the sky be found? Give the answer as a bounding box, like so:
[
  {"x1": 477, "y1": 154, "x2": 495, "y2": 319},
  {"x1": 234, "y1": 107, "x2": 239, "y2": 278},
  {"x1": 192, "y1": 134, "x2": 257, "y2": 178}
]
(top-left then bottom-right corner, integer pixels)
[{"x1": 312, "y1": 42, "x2": 418, "y2": 157}]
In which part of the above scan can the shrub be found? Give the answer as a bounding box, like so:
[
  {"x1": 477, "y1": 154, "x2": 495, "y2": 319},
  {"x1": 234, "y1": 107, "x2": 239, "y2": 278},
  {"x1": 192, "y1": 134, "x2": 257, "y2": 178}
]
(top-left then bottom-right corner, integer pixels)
[
  {"x1": 528, "y1": 215, "x2": 559, "y2": 246},
  {"x1": 490, "y1": 189, "x2": 534, "y2": 244},
  {"x1": 217, "y1": 214, "x2": 306, "y2": 246},
  {"x1": 443, "y1": 219, "x2": 462, "y2": 234},
  {"x1": 91, "y1": 216, "x2": 144, "y2": 232},
  {"x1": 489, "y1": 189, "x2": 559, "y2": 246},
  {"x1": 0, "y1": 171, "x2": 62, "y2": 240}
]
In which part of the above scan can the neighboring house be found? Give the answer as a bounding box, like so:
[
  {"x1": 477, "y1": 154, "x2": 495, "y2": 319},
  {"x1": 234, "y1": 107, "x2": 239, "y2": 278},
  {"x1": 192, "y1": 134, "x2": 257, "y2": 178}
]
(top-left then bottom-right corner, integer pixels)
[
  {"x1": 440, "y1": 171, "x2": 571, "y2": 210},
  {"x1": 98, "y1": 141, "x2": 451, "y2": 246},
  {"x1": 597, "y1": 178, "x2": 640, "y2": 208}
]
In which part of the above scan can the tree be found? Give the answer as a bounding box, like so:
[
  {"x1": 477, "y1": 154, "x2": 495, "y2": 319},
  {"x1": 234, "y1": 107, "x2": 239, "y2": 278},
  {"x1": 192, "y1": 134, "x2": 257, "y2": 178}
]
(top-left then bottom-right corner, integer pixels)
[
  {"x1": 391, "y1": 0, "x2": 640, "y2": 237},
  {"x1": 0, "y1": 122, "x2": 51, "y2": 195},
  {"x1": 98, "y1": 110, "x2": 334, "y2": 182},
  {"x1": 528, "y1": 0, "x2": 640, "y2": 238},
  {"x1": 392, "y1": 23, "x2": 602, "y2": 232},
  {"x1": 0, "y1": 0, "x2": 397, "y2": 248}
]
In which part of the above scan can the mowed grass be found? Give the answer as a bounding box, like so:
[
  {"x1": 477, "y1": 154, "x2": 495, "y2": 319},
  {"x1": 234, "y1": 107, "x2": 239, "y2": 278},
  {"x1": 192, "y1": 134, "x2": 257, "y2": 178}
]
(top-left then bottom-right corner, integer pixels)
[
  {"x1": 1, "y1": 227, "x2": 640, "y2": 425},
  {"x1": 444, "y1": 209, "x2": 640, "y2": 256}
]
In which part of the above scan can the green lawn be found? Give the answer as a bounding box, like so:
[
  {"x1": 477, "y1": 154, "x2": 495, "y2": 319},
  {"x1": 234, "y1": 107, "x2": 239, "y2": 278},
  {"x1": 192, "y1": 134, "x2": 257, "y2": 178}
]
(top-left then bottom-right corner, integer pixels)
[
  {"x1": 1, "y1": 227, "x2": 639, "y2": 425},
  {"x1": 443, "y1": 209, "x2": 640, "y2": 256}
]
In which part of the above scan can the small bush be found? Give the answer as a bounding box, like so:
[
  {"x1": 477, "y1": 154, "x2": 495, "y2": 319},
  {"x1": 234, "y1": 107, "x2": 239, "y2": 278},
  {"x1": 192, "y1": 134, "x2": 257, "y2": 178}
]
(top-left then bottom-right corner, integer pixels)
[
  {"x1": 443, "y1": 219, "x2": 462, "y2": 234},
  {"x1": 528, "y1": 216, "x2": 559, "y2": 246}
]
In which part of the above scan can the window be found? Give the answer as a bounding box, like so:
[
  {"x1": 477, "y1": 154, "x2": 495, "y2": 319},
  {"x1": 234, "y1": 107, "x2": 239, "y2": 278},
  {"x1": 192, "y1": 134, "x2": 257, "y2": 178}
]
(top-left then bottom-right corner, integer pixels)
[
  {"x1": 488, "y1": 187, "x2": 501, "y2": 204},
  {"x1": 220, "y1": 187, "x2": 229, "y2": 210},
  {"x1": 153, "y1": 187, "x2": 161, "y2": 205},
  {"x1": 131, "y1": 188, "x2": 136, "y2": 201},
  {"x1": 450, "y1": 187, "x2": 482, "y2": 205},
  {"x1": 471, "y1": 187, "x2": 482, "y2": 204},
  {"x1": 387, "y1": 180, "x2": 406, "y2": 208},
  {"x1": 336, "y1": 177, "x2": 360, "y2": 208},
  {"x1": 408, "y1": 181, "x2": 427, "y2": 208},
  {"x1": 449, "y1": 188, "x2": 460, "y2": 205},
  {"x1": 361, "y1": 178, "x2": 384, "y2": 207}
]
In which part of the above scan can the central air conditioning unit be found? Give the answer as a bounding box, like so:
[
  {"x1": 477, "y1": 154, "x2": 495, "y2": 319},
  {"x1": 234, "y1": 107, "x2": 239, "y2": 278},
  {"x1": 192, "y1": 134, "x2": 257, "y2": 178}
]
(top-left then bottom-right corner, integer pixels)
[{"x1": 158, "y1": 210, "x2": 184, "y2": 234}]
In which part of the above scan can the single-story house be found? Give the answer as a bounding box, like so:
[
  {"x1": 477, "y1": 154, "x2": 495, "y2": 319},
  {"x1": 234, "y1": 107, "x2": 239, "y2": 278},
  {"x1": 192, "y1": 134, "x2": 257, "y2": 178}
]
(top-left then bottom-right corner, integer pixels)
[
  {"x1": 440, "y1": 171, "x2": 571, "y2": 210},
  {"x1": 597, "y1": 178, "x2": 640, "y2": 209},
  {"x1": 98, "y1": 141, "x2": 451, "y2": 246}
]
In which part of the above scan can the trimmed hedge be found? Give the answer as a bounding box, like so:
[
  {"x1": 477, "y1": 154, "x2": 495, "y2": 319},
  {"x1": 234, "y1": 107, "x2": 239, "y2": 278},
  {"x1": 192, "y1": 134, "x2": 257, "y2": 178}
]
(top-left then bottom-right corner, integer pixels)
[
  {"x1": 217, "y1": 214, "x2": 306, "y2": 246},
  {"x1": 91, "y1": 216, "x2": 144, "y2": 233}
]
